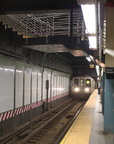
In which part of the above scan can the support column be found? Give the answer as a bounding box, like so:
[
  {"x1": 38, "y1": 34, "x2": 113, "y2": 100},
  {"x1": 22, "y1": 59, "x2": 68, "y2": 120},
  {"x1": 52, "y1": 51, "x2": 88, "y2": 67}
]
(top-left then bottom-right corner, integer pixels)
[
  {"x1": 103, "y1": 5, "x2": 114, "y2": 133},
  {"x1": 105, "y1": 6, "x2": 114, "y2": 67},
  {"x1": 104, "y1": 72, "x2": 114, "y2": 133}
]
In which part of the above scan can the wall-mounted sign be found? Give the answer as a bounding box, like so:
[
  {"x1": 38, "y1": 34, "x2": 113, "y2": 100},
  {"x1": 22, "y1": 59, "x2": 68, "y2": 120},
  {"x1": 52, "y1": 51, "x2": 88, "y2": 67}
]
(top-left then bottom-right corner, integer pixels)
[{"x1": 105, "y1": 67, "x2": 114, "y2": 74}]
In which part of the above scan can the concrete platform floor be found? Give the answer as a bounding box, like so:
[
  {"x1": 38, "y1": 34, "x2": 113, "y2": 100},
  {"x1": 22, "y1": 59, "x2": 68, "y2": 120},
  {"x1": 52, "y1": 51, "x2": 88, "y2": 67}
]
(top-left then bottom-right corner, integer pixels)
[
  {"x1": 60, "y1": 90, "x2": 114, "y2": 144},
  {"x1": 89, "y1": 93, "x2": 114, "y2": 144},
  {"x1": 60, "y1": 90, "x2": 97, "y2": 144}
]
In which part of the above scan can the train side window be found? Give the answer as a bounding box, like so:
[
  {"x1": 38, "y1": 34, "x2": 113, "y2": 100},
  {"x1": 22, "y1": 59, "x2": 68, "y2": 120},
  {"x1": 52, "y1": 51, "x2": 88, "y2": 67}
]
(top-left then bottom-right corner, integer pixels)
[
  {"x1": 86, "y1": 79, "x2": 91, "y2": 87},
  {"x1": 74, "y1": 79, "x2": 79, "y2": 86},
  {"x1": 80, "y1": 79, "x2": 84, "y2": 87}
]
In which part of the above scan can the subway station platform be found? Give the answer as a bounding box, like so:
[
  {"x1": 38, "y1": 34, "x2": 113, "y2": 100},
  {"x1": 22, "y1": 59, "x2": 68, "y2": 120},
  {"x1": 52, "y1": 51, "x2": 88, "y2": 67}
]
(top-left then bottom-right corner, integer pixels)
[{"x1": 60, "y1": 89, "x2": 114, "y2": 144}]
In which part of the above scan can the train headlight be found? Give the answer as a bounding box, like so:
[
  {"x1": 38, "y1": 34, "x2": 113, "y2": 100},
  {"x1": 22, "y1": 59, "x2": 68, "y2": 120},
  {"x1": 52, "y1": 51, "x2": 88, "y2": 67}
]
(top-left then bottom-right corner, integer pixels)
[
  {"x1": 74, "y1": 87, "x2": 80, "y2": 92},
  {"x1": 85, "y1": 87, "x2": 90, "y2": 92}
]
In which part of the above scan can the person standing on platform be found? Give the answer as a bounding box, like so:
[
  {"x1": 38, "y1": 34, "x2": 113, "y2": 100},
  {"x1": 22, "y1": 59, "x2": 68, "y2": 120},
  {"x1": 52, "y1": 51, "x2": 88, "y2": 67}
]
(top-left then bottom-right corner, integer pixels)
[{"x1": 98, "y1": 81, "x2": 101, "y2": 94}]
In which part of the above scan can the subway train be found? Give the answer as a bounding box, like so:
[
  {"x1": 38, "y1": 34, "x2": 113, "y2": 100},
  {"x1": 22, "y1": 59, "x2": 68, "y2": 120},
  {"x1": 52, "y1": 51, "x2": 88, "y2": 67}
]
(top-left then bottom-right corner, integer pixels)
[{"x1": 71, "y1": 76, "x2": 96, "y2": 100}]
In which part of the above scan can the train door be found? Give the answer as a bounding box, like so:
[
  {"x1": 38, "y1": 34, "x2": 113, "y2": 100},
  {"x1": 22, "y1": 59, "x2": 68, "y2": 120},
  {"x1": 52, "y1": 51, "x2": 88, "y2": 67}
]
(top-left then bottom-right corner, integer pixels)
[{"x1": 80, "y1": 79, "x2": 84, "y2": 92}]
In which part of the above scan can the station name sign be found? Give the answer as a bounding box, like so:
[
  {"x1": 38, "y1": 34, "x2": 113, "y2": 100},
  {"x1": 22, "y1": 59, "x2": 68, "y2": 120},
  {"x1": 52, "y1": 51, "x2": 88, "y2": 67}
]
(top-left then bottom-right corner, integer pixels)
[{"x1": 105, "y1": 67, "x2": 114, "y2": 74}]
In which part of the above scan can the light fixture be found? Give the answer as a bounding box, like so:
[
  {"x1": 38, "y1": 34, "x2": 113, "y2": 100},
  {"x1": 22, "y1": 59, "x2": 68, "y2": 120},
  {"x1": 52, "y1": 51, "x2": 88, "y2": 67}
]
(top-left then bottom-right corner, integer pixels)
[
  {"x1": 74, "y1": 87, "x2": 80, "y2": 92},
  {"x1": 77, "y1": 1, "x2": 97, "y2": 49},
  {"x1": 81, "y1": 4, "x2": 96, "y2": 34},
  {"x1": 90, "y1": 64, "x2": 94, "y2": 68},
  {"x1": 88, "y1": 36, "x2": 97, "y2": 49},
  {"x1": 85, "y1": 87, "x2": 90, "y2": 92}
]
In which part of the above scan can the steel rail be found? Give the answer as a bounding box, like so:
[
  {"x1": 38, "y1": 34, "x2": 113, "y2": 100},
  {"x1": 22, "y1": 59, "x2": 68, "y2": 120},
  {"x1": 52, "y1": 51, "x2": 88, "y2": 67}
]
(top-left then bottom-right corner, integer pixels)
[
  {"x1": 0, "y1": 98, "x2": 72, "y2": 144},
  {"x1": 18, "y1": 100, "x2": 76, "y2": 144},
  {"x1": 54, "y1": 101, "x2": 86, "y2": 144}
]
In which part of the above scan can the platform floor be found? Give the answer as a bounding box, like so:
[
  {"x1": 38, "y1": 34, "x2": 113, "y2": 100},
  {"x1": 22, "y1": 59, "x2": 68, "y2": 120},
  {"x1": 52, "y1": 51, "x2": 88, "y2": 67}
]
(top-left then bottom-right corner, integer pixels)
[{"x1": 60, "y1": 89, "x2": 114, "y2": 144}]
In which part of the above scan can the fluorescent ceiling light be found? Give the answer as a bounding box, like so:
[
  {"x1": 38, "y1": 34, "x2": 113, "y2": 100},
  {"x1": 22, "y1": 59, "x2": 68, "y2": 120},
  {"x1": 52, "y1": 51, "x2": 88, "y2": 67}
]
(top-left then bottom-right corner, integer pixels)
[
  {"x1": 81, "y1": 4, "x2": 97, "y2": 49},
  {"x1": 81, "y1": 4, "x2": 96, "y2": 34},
  {"x1": 88, "y1": 36, "x2": 97, "y2": 49}
]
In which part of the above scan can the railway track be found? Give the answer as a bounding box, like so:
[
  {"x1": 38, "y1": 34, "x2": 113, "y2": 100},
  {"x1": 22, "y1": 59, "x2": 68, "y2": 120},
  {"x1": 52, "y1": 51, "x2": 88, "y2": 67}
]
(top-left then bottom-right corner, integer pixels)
[{"x1": 0, "y1": 99, "x2": 86, "y2": 144}]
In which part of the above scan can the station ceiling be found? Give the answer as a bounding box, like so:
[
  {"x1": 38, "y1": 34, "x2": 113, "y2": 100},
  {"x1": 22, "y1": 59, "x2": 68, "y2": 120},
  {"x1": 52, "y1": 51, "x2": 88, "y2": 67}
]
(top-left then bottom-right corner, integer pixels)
[{"x1": 0, "y1": 0, "x2": 103, "y2": 70}]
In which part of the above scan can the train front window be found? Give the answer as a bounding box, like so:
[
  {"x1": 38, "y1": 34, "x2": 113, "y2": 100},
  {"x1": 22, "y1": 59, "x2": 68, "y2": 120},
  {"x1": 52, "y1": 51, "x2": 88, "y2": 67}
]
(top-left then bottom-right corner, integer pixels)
[
  {"x1": 80, "y1": 79, "x2": 84, "y2": 87},
  {"x1": 74, "y1": 79, "x2": 79, "y2": 86},
  {"x1": 86, "y1": 79, "x2": 91, "y2": 87}
]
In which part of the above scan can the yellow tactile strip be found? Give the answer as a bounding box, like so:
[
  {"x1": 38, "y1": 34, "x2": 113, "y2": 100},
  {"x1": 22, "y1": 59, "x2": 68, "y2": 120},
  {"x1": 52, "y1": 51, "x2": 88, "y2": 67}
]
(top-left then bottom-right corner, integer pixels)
[{"x1": 60, "y1": 89, "x2": 97, "y2": 144}]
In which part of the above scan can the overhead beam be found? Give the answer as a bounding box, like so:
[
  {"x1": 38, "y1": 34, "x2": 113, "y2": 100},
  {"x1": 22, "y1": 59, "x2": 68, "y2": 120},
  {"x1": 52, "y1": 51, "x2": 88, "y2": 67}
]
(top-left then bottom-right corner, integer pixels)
[{"x1": 0, "y1": 0, "x2": 80, "y2": 14}]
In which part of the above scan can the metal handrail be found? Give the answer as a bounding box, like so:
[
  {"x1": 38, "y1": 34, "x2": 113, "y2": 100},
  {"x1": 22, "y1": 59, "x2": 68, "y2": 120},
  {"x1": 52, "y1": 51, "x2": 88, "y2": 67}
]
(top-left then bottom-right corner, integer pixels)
[{"x1": 0, "y1": 11, "x2": 86, "y2": 38}]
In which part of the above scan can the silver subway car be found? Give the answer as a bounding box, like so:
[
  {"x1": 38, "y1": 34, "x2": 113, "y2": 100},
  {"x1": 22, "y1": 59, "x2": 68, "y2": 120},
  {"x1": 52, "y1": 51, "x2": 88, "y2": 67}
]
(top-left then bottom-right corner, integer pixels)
[{"x1": 71, "y1": 76, "x2": 96, "y2": 100}]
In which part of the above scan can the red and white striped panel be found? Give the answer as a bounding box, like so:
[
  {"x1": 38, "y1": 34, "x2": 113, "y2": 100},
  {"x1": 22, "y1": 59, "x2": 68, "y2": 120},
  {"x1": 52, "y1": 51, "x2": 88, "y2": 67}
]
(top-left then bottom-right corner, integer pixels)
[
  {"x1": 57, "y1": 95, "x2": 61, "y2": 99},
  {"x1": 48, "y1": 98, "x2": 51, "y2": 102},
  {"x1": 15, "y1": 107, "x2": 23, "y2": 115},
  {"x1": 23, "y1": 105, "x2": 31, "y2": 112},
  {"x1": 51, "y1": 93, "x2": 69, "y2": 102},
  {"x1": 52, "y1": 97, "x2": 56, "y2": 101},
  {"x1": 31, "y1": 102, "x2": 37, "y2": 109},
  {"x1": 35, "y1": 102, "x2": 39, "y2": 107},
  {"x1": 51, "y1": 97, "x2": 54, "y2": 102},
  {"x1": 0, "y1": 110, "x2": 15, "y2": 122},
  {"x1": 0, "y1": 93, "x2": 70, "y2": 122},
  {"x1": 38, "y1": 101, "x2": 42, "y2": 106},
  {"x1": 60, "y1": 93, "x2": 69, "y2": 98}
]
